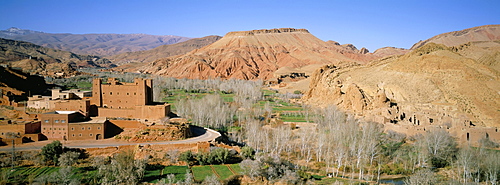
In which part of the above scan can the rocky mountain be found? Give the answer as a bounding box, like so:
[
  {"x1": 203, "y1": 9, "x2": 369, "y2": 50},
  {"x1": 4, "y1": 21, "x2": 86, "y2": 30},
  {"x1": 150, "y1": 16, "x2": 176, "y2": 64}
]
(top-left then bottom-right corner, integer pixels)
[
  {"x1": 0, "y1": 27, "x2": 191, "y2": 56},
  {"x1": 304, "y1": 40, "x2": 500, "y2": 128},
  {"x1": 136, "y1": 28, "x2": 387, "y2": 80},
  {"x1": 411, "y1": 24, "x2": 500, "y2": 49},
  {"x1": 108, "y1": 35, "x2": 222, "y2": 66},
  {"x1": 0, "y1": 38, "x2": 113, "y2": 76},
  {"x1": 0, "y1": 66, "x2": 52, "y2": 99}
]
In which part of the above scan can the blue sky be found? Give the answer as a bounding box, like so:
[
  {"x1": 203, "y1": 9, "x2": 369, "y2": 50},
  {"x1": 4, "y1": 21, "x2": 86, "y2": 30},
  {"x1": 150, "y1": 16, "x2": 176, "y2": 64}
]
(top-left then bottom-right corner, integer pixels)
[{"x1": 0, "y1": 0, "x2": 499, "y2": 51}]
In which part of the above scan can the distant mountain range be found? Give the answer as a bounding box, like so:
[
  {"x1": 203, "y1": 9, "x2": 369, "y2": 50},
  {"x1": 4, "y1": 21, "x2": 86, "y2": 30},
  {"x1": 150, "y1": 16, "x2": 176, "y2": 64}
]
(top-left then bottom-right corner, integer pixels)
[
  {"x1": 108, "y1": 35, "x2": 222, "y2": 66},
  {"x1": 0, "y1": 38, "x2": 114, "y2": 76},
  {"x1": 0, "y1": 27, "x2": 191, "y2": 56}
]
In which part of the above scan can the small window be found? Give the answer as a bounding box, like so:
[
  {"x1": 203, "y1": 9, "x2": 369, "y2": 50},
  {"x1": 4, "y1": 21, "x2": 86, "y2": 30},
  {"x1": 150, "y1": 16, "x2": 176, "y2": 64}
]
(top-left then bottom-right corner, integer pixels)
[
  {"x1": 90, "y1": 134, "x2": 93, "y2": 136},
  {"x1": 59, "y1": 128, "x2": 61, "y2": 130},
  {"x1": 110, "y1": 92, "x2": 112, "y2": 95},
  {"x1": 44, "y1": 120, "x2": 49, "y2": 123},
  {"x1": 79, "y1": 134, "x2": 82, "y2": 137},
  {"x1": 88, "y1": 127, "x2": 91, "y2": 130},
  {"x1": 72, "y1": 134, "x2": 75, "y2": 137},
  {"x1": 55, "y1": 120, "x2": 59, "y2": 123},
  {"x1": 127, "y1": 93, "x2": 129, "y2": 95},
  {"x1": 97, "y1": 127, "x2": 101, "y2": 130},
  {"x1": 43, "y1": 128, "x2": 46, "y2": 130},
  {"x1": 71, "y1": 127, "x2": 74, "y2": 130},
  {"x1": 61, "y1": 120, "x2": 66, "y2": 123},
  {"x1": 49, "y1": 128, "x2": 52, "y2": 130},
  {"x1": 82, "y1": 127, "x2": 84, "y2": 130}
]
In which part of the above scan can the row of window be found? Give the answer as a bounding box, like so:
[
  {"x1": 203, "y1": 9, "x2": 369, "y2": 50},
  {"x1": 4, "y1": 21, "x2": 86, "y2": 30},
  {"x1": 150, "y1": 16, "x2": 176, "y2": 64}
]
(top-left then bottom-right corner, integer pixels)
[
  {"x1": 44, "y1": 127, "x2": 65, "y2": 130},
  {"x1": 70, "y1": 127, "x2": 101, "y2": 130},
  {"x1": 43, "y1": 120, "x2": 66, "y2": 123},
  {"x1": 43, "y1": 126, "x2": 101, "y2": 131},
  {"x1": 71, "y1": 133, "x2": 94, "y2": 137},
  {"x1": 104, "y1": 92, "x2": 137, "y2": 95},
  {"x1": 41, "y1": 132, "x2": 95, "y2": 137}
]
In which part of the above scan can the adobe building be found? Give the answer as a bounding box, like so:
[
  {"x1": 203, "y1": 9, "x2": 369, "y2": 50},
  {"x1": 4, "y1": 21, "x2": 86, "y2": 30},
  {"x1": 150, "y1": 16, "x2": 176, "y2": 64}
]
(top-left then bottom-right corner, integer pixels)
[
  {"x1": 27, "y1": 88, "x2": 92, "y2": 115},
  {"x1": 0, "y1": 120, "x2": 42, "y2": 145},
  {"x1": 91, "y1": 78, "x2": 170, "y2": 121},
  {"x1": 40, "y1": 111, "x2": 107, "y2": 141},
  {"x1": 51, "y1": 89, "x2": 91, "y2": 100}
]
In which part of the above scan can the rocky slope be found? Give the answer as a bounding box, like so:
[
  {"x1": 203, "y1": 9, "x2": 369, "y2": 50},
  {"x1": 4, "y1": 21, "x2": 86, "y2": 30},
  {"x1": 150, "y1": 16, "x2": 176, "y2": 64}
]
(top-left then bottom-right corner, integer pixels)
[
  {"x1": 0, "y1": 27, "x2": 191, "y2": 56},
  {"x1": 304, "y1": 41, "x2": 500, "y2": 128},
  {"x1": 137, "y1": 28, "x2": 388, "y2": 80},
  {"x1": 0, "y1": 66, "x2": 52, "y2": 99},
  {"x1": 0, "y1": 38, "x2": 113, "y2": 76},
  {"x1": 411, "y1": 24, "x2": 500, "y2": 49},
  {"x1": 108, "y1": 35, "x2": 222, "y2": 66}
]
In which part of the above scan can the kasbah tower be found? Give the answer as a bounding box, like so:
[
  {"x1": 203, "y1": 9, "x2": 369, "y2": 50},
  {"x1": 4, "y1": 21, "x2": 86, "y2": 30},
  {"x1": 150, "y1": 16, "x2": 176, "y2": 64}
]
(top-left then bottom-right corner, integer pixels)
[{"x1": 91, "y1": 78, "x2": 170, "y2": 121}]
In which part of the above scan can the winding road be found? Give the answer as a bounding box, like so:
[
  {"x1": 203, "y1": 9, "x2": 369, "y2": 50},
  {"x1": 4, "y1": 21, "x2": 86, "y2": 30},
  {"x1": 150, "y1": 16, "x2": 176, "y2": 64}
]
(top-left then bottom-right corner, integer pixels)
[{"x1": 0, "y1": 126, "x2": 221, "y2": 152}]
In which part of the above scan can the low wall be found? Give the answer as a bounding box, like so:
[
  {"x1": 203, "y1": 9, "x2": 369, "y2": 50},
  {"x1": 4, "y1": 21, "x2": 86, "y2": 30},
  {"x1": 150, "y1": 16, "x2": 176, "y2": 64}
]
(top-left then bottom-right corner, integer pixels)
[
  {"x1": 108, "y1": 120, "x2": 142, "y2": 129},
  {"x1": 85, "y1": 142, "x2": 211, "y2": 158}
]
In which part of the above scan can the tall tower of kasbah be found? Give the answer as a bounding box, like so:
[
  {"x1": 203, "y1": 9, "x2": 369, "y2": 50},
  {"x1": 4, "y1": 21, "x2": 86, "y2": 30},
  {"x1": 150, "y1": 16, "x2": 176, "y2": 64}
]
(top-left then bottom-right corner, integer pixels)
[
  {"x1": 91, "y1": 78, "x2": 102, "y2": 107},
  {"x1": 90, "y1": 78, "x2": 169, "y2": 120}
]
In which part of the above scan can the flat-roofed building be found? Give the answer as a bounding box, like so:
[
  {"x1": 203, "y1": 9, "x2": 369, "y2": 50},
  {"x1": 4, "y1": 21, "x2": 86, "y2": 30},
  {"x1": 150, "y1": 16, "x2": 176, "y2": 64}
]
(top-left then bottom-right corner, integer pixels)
[{"x1": 40, "y1": 111, "x2": 106, "y2": 141}]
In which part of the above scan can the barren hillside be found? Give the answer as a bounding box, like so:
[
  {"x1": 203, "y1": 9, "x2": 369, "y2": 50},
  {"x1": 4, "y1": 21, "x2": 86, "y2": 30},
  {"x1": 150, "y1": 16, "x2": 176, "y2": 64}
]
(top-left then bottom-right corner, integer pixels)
[
  {"x1": 411, "y1": 24, "x2": 500, "y2": 49},
  {"x1": 137, "y1": 28, "x2": 387, "y2": 80},
  {"x1": 304, "y1": 41, "x2": 500, "y2": 128}
]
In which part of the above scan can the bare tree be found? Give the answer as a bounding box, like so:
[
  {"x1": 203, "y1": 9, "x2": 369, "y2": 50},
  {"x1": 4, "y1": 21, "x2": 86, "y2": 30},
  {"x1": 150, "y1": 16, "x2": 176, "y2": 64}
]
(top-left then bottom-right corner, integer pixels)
[
  {"x1": 58, "y1": 151, "x2": 80, "y2": 167},
  {"x1": 240, "y1": 159, "x2": 262, "y2": 180},
  {"x1": 202, "y1": 174, "x2": 221, "y2": 185},
  {"x1": 482, "y1": 150, "x2": 500, "y2": 185},
  {"x1": 97, "y1": 150, "x2": 147, "y2": 184},
  {"x1": 404, "y1": 168, "x2": 437, "y2": 185},
  {"x1": 418, "y1": 129, "x2": 457, "y2": 168},
  {"x1": 455, "y1": 146, "x2": 479, "y2": 183}
]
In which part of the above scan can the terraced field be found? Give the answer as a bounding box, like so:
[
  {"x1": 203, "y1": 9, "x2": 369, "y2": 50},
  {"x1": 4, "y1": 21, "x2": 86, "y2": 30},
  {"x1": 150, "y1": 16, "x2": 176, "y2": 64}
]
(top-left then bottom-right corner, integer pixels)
[{"x1": 191, "y1": 164, "x2": 242, "y2": 182}]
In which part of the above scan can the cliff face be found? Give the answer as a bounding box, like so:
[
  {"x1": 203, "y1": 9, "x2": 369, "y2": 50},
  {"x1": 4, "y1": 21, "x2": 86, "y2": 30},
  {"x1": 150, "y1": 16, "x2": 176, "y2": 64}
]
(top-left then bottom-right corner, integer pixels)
[
  {"x1": 304, "y1": 41, "x2": 500, "y2": 128},
  {"x1": 137, "y1": 28, "x2": 382, "y2": 80}
]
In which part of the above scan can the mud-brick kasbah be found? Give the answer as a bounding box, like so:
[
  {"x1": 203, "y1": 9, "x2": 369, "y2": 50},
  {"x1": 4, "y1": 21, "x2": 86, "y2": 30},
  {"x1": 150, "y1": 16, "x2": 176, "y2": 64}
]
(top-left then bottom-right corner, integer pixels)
[{"x1": 0, "y1": 78, "x2": 193, "y2": 148}]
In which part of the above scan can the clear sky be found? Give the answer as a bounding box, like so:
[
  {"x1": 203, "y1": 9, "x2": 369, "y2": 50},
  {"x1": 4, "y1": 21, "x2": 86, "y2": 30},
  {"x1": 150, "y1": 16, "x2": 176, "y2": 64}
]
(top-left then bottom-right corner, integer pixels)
[{"x1": 0, "y1": 0, "x2": 499, "y2": 51}]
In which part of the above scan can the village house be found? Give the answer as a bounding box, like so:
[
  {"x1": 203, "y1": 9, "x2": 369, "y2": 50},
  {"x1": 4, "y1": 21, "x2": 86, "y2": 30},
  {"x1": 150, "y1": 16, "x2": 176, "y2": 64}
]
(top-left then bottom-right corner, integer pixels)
[
  {"x1": 39, "y1": 111, "x2": 106, "y2": 141},
  {"x1": 2, "y1": 77, "x2": 173, "y2": 143}
]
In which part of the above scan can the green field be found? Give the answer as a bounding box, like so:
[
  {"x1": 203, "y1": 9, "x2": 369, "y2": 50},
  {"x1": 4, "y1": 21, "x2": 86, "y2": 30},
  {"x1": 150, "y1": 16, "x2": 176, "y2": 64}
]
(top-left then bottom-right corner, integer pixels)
[
  {"x1": 163, "y1": 165, "x2": 188, "y2": 181},
  {"x1": 212, "y1": 165, "x2": 234, "y2": 180},
  {"x1": 190, "y1": 164, "x2": 240, "y2": 182},
  {"x1": 191, "y1": 165, "x2": 215, "y2": 182},
  {"x1": 229, "y1": 163, "x2": 244, "y2": 174},
  {"x1": 143, "y1": 165, "x2": 188, "y2": 183},
  {"x1": 1, "y1": 166, "x2": 60, "y2": 183}
]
